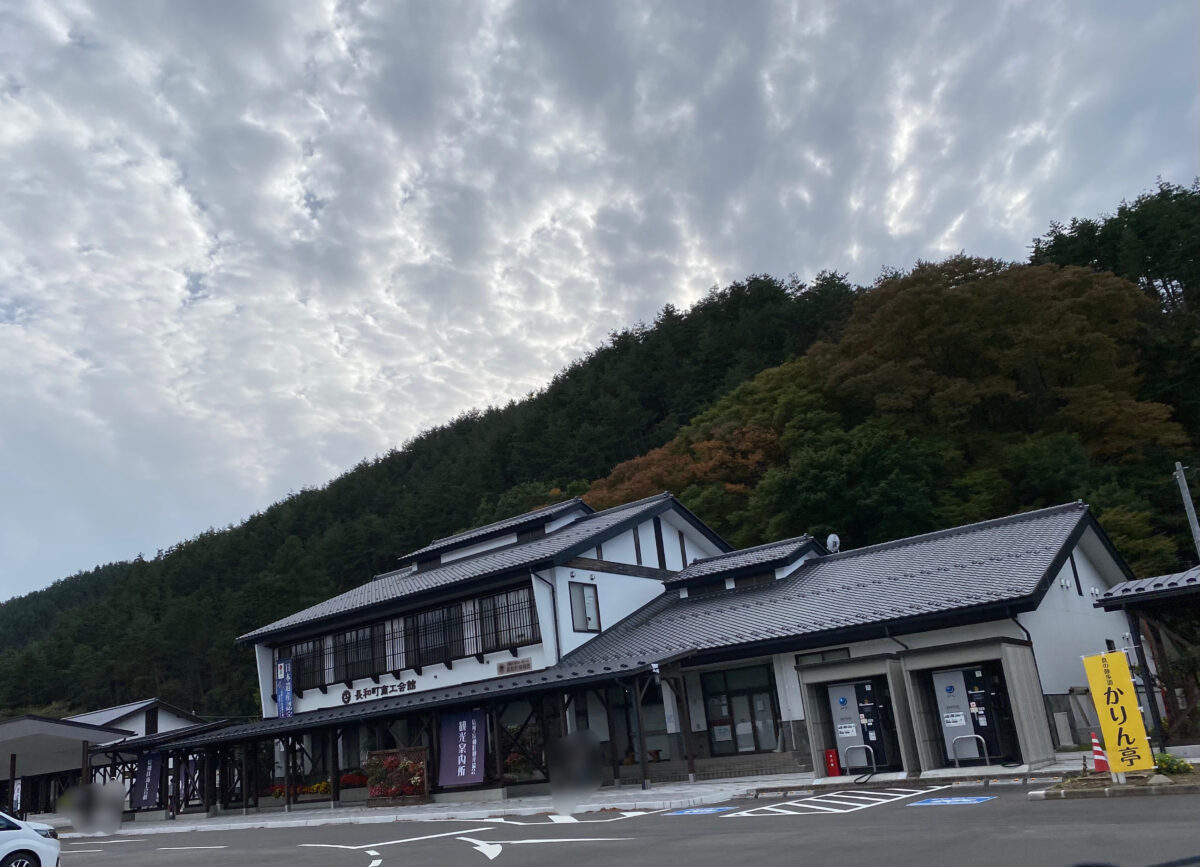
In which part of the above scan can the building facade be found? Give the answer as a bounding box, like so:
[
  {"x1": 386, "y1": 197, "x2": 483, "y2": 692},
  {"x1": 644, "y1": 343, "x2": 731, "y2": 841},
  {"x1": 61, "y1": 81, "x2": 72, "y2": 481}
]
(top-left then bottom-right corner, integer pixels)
[{"x1": 91, "y1": 495, "x2": 1139, "y2": 815}]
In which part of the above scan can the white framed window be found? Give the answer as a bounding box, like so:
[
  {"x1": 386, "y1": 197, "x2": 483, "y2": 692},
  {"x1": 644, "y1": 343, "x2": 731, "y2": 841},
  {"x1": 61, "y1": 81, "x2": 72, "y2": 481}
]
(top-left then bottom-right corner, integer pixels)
[{"x1": 569, "y1": 581, "x2": 601, "y2": 633}]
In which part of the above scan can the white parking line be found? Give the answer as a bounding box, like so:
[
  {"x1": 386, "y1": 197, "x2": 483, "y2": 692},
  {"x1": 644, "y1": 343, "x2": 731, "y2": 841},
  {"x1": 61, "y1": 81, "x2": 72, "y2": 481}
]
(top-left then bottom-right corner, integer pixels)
[
  {"x1": 158, "y1": 846, "x2": 229, "y2": 850},
  {"x1": 725, "y1": 786, "x2": 949, "y2": 817},
  {"x1": 299, "y1": 827, "x2": 493, "y2": 850}
]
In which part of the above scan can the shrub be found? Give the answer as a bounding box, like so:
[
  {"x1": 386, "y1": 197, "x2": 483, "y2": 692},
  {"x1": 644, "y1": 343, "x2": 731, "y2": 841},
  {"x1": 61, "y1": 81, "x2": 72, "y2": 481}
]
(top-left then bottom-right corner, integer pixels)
[{"x1": 1155, "y1": 752, "x2": 1194, "y2": 775}]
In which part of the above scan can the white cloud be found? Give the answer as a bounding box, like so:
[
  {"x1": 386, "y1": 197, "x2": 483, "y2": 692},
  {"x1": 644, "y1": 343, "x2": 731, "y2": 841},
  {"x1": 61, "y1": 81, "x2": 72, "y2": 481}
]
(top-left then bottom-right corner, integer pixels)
[{"x1": 0, "y1": 0, "x2": 1196, "y2": 597}]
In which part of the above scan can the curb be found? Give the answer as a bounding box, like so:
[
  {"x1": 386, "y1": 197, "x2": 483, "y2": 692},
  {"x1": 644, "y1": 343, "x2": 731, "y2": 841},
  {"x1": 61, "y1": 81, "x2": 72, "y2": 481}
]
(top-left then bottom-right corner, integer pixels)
[
  {"x1": 60, "y1": 788, "x2": 753, "y2": 839},
  {"x1": 1028, "y1": 783, "x2": 1200, "y2": 800},
  {"x1": 809, "y1": 774, "x2": 1062, "y2": 794}
]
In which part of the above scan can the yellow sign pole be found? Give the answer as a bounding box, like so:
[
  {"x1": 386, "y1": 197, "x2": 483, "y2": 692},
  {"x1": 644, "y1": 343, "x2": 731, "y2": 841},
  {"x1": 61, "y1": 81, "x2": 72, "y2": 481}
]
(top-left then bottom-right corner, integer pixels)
[{"x1": 1082, "y1": 651, "x2": 1155, "y2": 776}]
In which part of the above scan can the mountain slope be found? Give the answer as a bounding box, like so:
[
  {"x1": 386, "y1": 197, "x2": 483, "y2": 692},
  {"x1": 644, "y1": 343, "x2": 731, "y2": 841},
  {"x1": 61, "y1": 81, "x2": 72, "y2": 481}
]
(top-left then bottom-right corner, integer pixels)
[
  {"x1": 0, "y1": 273, "x2": 855, "y2": 717},
  {"x1": 587, "y1": 256, "x2": 1197, "y2": 577}
]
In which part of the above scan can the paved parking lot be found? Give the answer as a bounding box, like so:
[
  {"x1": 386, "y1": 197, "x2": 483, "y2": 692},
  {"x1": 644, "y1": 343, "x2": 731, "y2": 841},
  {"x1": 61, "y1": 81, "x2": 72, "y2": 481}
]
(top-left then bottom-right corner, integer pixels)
[{"x1": 60, "y1": 786, "x2": 1200, "y2": 867}]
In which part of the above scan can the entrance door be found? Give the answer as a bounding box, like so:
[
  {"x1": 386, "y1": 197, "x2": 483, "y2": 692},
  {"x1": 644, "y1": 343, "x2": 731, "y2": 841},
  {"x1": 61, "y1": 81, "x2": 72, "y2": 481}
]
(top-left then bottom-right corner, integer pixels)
[
  {"x1": 751, "y1": 691, "x2": 778, "y2": 750},
  {"x1": 731, "y1": 695, "x2": 756, "y2": 752},
  {"x1": 702, "y1": 666, "x2": 781, "y2": 755}
]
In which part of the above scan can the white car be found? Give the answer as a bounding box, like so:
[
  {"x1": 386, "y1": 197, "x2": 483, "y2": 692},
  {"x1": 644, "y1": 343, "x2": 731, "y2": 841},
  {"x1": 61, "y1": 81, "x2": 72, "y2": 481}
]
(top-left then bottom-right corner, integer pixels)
[{"x1": 0, "y1": 812, "x2": 59, "y2": 867}]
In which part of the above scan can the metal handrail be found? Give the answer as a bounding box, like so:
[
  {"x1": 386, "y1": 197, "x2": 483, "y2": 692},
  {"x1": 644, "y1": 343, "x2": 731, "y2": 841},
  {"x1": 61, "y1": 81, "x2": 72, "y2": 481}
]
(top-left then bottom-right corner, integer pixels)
[
  {"x1": 950, "y1": 734, "x2": 990, "y2": 768},
  {"x1": 843, "y1": 743, "x2": 877, "y2": 774}
]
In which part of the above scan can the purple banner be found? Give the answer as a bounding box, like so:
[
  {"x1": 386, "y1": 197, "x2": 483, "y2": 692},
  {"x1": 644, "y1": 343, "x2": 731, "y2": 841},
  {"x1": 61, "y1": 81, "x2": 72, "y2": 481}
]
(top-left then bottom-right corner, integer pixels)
[
  {"x1": 131, "y1": 752, "x2": 161, "y2": 809},
  {"x1": 439, "y1": 709, "x2": 486, "y2": 787}
]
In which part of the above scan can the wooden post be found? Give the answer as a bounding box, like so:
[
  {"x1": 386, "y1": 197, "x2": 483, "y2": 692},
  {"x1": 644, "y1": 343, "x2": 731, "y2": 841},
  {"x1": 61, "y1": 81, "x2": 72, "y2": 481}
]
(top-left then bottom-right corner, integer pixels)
[
  {"x1": 329, "y1": 729, "x2": 340, "y2": 808},
  {"x1": 630, "y1": 678, "x2": 650, "y2": 790},
  {"x1": 599, "y1": 688, "x2": 621, "y2": 785},
  {"x1": 80, "y1": 740, "x2": 90, "y2": 787},
  {"x1": 282, "y1": 738, "x2": 292, "y2": 813},
  {"x1": 240, "y1": 746, "x2": 249, "y2": 816},
  {"x1": 202, "y1": 750, "x2": 214, "y2": 812},
  {"x1": 492, "y1": 705, "x2": 506, "y2": 782},
  {"x1": 7, "y1": 753, "x2": 15, "y2": 814},
  {"x1": 159, "y1": 752, "x2": 170, "y2": 815}
]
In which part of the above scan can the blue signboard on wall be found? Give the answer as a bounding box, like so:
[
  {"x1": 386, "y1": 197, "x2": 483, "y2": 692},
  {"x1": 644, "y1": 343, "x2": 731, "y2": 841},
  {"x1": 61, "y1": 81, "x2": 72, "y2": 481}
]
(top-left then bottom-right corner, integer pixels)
[{"x1": 275, "y1": 658, "x2": 294, "y2": 719}]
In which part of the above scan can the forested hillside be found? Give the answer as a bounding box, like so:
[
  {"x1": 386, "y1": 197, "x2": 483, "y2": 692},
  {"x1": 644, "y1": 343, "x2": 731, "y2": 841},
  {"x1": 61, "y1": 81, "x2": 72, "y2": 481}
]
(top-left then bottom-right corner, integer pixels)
[
  {"x1": 0, "y1": 182, "x2": 1195, "y2": 721},
  {"x1": 0, "y1": 273, "x2": 856, "y2": 717},
  {"x1": 590, "y1": 181, "x2": 1200, "y2": 576}
]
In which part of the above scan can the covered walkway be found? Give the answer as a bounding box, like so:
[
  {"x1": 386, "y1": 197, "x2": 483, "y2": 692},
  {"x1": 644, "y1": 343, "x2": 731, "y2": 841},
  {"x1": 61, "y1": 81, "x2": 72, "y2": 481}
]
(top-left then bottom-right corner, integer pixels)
[{"x1": 0, "y1": 715, "x2": 131, "y2": 816}]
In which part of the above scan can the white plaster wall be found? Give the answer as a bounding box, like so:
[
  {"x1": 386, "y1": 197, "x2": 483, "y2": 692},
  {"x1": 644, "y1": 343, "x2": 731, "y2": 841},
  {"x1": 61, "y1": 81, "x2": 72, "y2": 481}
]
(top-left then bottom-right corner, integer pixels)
[
  {"x1": 552, "y1": 565, "x2": 665, "y2": 656},
  {"x1": 156, "y1": 709, "x2": 199, "y2": 733},
  {"x1": 775, "y1": 549, "x2": 820, "y2": 580},
  {"x1": 1018, "y1": 547, "x2": 1129, "y2": 694},
  {"x1": 255, "y1": 644, "x2": 276, "y2": 718},
  {"x1": 684, "y1": 672, "x2": 707, "y2": 732},
  {"x1": 586, "y1": 691, "x2": 610, "y2": 740},
  {"x1": 547, "y1": 508, "x2": 589, "y2": 532},
  {"x1": 587, "y1": 507, "x2": 723, "y2": 571},
  {"x1": 772, "y1": 653, "x2": 806, "y2": 721},
  {"x1": 282, "y1": 642, "x2": 555, "y2": 716},
  {"x1": 440, "y1": 533, "x2": 518, "y2": 563}
]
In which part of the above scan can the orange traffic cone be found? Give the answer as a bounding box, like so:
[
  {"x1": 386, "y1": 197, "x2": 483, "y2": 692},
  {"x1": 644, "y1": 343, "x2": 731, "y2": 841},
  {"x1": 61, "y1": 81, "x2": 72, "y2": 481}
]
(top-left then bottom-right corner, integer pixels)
[{"x1": 1091, "y1": 732, "x2": 1109, "y2": 773}]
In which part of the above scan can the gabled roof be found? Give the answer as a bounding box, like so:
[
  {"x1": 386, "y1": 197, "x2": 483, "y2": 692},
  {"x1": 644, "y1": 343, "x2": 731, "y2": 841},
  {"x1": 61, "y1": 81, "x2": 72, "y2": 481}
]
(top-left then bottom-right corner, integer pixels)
[
  {"x1": 397, "y1": 498, "x2": 592, "y2": 565},
  {"x1": 66, "y1": 698, "x2": 204, "y2": 728},
  {"x1": 560, "y1": 503, "x2": 1091, "y2": 668},
  {"x1": 1096, "y1": 566, "x2": 1200, "y2": 609},
  {"x1": 240, "y1": 492, "x2": 728, "y2": 644},
  {"x1": 667, "y1": 535, "x2": 817, "y2": 585}
]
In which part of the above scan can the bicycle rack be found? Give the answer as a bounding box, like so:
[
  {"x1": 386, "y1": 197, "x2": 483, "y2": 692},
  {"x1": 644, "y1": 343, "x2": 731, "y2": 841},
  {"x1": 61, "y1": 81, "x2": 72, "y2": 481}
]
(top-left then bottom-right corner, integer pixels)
[
  {"x1": 950, "y1": 734, "x2": 990, "y2": 768},
  {"x1": 843, "y1": 743, "x2": 878, "y2": 775}
]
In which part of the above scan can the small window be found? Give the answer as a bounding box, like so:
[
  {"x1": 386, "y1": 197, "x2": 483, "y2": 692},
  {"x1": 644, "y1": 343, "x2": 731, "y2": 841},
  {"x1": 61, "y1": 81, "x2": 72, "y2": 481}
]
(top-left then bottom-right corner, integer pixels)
[
  {"x1": 795, "y1": 647, "x2": 851, "y2": 667},
  {"x1": 569, "y1": 582, "x2": 601, "y2": 632},
  {"x1": 1106, "y1": 639, "x2": 1117, "y2": 652},
  {"x1": 734, "y1": 573, "x2": 774, "y2": 590}
]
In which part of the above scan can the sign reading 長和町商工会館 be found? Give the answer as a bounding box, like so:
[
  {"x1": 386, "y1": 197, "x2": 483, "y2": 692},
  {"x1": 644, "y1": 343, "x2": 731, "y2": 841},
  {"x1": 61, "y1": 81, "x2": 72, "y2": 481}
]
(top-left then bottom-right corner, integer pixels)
[{"x1": 1082, "y1": 651, "x2": 1154, "y2": 772}]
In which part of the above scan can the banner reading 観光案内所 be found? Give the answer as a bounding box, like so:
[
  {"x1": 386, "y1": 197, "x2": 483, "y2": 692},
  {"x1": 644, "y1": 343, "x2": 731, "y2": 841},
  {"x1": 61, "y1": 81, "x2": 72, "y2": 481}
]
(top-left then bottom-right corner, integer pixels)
[{"x1": 438, "y1": 709, "x2": 486, "y2": 787}]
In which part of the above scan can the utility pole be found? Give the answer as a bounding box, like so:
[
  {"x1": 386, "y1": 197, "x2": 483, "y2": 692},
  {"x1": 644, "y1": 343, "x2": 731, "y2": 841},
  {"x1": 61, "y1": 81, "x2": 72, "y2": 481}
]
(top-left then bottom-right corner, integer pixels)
[{"x1": 1174, "y1": 462, "x2": 1200, "y2": 564}]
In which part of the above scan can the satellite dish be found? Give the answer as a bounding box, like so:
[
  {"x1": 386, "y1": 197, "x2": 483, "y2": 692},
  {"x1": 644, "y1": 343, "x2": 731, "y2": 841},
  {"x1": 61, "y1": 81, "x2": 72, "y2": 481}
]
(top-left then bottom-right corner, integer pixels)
[{"x1": 826, "y1": 533, "x2": 841, "y2": 553}]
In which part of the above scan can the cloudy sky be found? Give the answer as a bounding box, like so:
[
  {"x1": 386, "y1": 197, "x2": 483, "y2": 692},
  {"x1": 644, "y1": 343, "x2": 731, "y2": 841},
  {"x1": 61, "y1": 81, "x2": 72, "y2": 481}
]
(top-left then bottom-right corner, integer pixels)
[{"x1": 0, "y1": 0, "x2": 1196, "y2": 600}]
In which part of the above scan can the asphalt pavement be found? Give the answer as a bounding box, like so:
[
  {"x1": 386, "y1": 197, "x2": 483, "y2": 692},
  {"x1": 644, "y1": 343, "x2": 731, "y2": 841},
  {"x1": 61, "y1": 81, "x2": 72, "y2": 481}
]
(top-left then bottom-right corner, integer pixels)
[{"x1": 59, "y1": 786, "x2": 1200, "y2": 867}]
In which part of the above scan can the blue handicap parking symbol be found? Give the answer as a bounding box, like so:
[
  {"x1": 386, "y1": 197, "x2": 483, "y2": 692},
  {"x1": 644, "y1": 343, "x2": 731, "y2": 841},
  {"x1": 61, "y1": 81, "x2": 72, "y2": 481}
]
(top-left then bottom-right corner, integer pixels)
[
  {"x1": 667, "y1": 806, "x2": 736, "y2": 815},
  {"x1": 908, "y1": 797, "x2": 995, "y2": 806}
]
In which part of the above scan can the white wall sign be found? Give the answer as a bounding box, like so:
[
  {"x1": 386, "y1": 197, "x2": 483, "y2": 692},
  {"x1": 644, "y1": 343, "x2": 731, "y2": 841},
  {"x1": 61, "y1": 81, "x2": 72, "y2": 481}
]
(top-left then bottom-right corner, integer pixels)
[{"x1": 498, "y1": 657, "x2": 533, "y2": 676}]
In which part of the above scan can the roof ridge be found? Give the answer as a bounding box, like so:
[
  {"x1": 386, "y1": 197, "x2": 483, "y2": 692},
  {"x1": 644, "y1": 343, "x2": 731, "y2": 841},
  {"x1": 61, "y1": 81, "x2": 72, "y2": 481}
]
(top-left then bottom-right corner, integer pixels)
[
  {"x1": 687, "y1": 534, "x2": 813, "y2": 566},
  {"x1": 579, "y1": 491, "x2": 673, "y2": 520},
  {"x1": 810, "y1": 502, "x2": 1087, "y2": 564},
  {"x1": 400, "y1": 497, "x2": 590, "y2": 561}
]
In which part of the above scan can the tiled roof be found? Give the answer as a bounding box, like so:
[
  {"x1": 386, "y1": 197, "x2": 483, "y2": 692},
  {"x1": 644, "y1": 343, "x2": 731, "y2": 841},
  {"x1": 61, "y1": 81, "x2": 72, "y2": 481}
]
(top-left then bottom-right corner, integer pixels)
[
  {"x1": 667, "y1": 535, "x2": 815, "y2": 585},
  {"x1": 1097, "y1": 566, "x2": 1200, "y2": 607},
  {"x1": 239, "y1": 493, "x2": 676, "y2": 643},
  {"x1": 397, "y1": 498, "x2": 591, "y2": 564},
  {"x1": 157, "y1": 659, "x2": 646, "y2": 750},
  {"x1": 561, "y1": 503, "x2": 1089, "y2": 668}
]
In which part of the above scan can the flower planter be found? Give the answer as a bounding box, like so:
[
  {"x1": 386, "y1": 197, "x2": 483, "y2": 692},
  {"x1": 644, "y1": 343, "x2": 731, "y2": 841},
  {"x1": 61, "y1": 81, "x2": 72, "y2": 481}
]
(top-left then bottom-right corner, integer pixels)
[{"x1": 363, "y1": 747, "x2": 430, "y2": 807}]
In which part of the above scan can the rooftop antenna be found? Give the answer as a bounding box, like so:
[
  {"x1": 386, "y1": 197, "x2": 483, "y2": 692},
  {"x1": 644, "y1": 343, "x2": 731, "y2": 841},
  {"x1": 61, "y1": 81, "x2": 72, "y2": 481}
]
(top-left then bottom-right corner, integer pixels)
[{"x1": 826, "y1": 533, "x2": 841, "y2": 554}]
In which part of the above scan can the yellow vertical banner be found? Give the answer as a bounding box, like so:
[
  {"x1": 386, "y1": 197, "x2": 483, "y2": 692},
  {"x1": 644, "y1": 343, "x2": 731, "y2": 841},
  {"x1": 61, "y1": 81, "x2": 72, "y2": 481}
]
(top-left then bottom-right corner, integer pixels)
[{"x1": 1082, "y1": 651, "x2": 1154, "y2": 772}]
